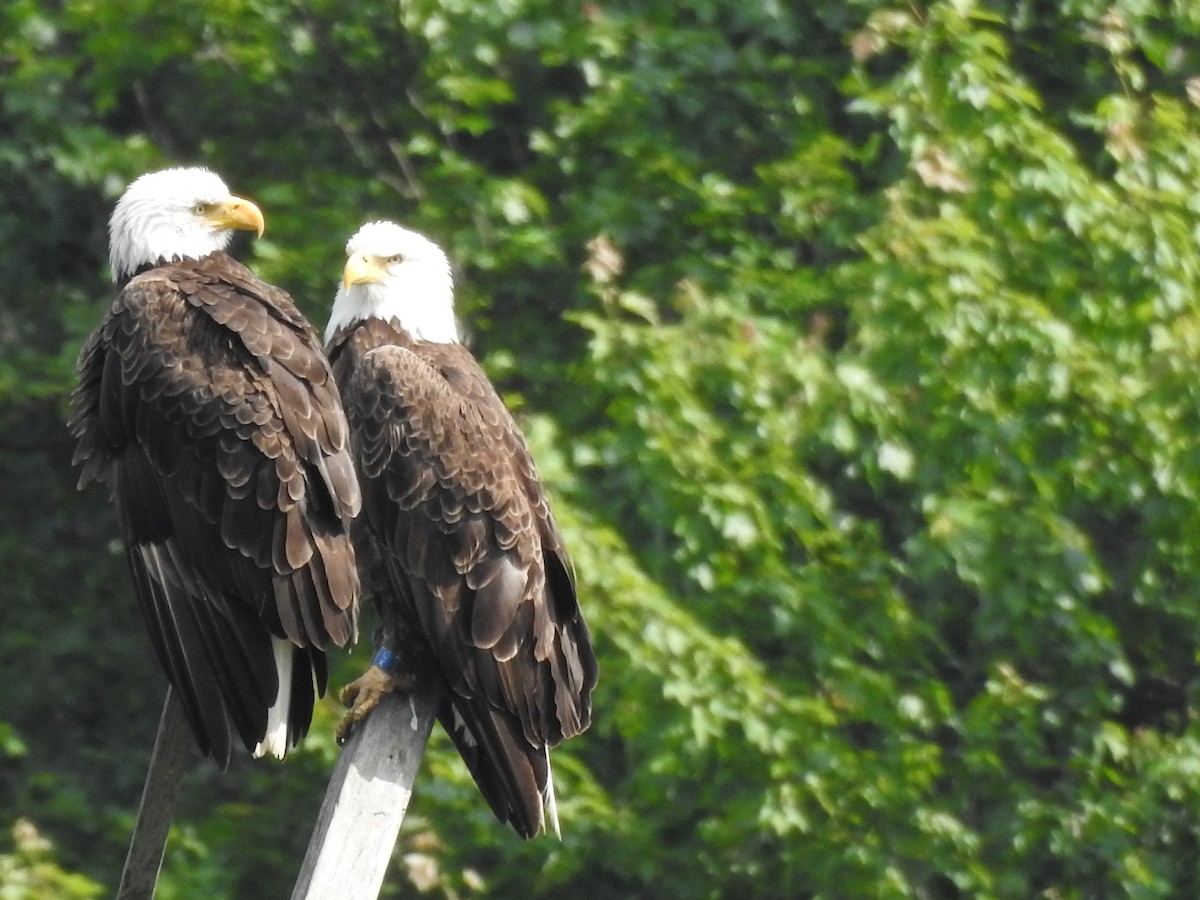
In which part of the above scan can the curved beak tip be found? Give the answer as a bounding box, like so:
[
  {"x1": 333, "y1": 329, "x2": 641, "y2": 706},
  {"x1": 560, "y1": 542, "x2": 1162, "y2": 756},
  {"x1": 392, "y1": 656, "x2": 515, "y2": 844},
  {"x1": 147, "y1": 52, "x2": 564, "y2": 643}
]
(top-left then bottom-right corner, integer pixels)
[{"x1": 218, "y1": 196, "x2": 266, "y2": 237}]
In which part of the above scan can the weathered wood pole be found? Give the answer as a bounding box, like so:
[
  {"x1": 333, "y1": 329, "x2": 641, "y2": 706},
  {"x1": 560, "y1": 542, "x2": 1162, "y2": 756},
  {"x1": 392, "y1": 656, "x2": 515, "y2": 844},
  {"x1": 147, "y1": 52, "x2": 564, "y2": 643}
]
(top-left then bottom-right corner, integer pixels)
[
  {"x1": 291, "y1": 686, "x2": 439, "y2": 900},
  {"x1": 117, "y1": 687, "x2": 193, "y2": 900}
]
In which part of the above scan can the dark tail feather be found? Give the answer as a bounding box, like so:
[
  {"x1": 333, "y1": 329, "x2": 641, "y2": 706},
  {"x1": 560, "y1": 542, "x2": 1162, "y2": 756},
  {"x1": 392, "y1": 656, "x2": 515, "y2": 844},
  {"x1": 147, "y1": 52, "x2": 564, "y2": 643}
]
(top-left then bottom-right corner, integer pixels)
[{"x1": 439, "y1": 696, "x2": 556, "y2": 839}]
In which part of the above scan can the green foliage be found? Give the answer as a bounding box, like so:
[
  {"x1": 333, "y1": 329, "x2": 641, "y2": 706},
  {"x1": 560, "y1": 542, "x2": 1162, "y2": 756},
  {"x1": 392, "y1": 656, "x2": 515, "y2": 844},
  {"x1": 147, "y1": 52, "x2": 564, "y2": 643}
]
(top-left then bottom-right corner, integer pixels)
[
  {"x1": 5, "y1": 0, "x2": 1200, "y2": 896},
  {"x1": 0, "y1": 819, "x2": 103, "y2": 900}
]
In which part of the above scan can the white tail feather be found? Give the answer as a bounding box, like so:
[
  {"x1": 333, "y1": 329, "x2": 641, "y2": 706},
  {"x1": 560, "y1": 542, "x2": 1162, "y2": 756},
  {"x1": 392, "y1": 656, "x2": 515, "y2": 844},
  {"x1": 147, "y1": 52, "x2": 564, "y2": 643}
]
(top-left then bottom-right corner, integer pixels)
[
  {"x1": 544, "y1": 753, "x2": 561, "y2": 839},
  {"x1": 253, "y1": 638, "x2": 293, "y2": 759}
]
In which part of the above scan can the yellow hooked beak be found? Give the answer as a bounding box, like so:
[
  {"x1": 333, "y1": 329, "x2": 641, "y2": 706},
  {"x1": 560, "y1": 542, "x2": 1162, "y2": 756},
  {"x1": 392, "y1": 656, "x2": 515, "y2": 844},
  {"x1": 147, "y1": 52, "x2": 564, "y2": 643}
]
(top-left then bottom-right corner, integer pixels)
[
  {"x1": 207, "y1": 196, "x2": 266, "y2": 237},
  {"x1": 343, "y1": 252, "x2": 389, "y2": 290}
]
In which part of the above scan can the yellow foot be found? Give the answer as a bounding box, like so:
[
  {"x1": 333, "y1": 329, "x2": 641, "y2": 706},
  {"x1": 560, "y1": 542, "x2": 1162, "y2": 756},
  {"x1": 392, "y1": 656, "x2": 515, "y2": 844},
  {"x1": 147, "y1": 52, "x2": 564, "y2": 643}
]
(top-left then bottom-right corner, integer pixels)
[{"x1": 335, "y1": 664, "x2": 414, "y2": 744}]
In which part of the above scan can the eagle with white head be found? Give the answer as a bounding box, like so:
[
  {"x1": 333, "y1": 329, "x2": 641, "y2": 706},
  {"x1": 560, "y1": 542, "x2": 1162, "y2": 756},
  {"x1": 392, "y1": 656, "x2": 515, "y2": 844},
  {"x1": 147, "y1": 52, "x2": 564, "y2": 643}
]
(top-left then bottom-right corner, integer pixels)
[
  {"x1": 70, "y1": 167, "x2": 361, "y2": 767},
  {"x1": 325, "y1": 221, "x2": 597, "y2": 838}
]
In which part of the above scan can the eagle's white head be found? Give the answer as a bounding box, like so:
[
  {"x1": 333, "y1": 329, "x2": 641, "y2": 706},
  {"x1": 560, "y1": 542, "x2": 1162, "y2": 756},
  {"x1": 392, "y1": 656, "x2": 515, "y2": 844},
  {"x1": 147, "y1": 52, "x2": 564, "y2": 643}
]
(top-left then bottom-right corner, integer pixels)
[
  {"x1": 326, "y1": 220, "x2": 459, "y2": 344},
  {"x1": 108, "y1": 166, "x2": 265, "y2": 283}
]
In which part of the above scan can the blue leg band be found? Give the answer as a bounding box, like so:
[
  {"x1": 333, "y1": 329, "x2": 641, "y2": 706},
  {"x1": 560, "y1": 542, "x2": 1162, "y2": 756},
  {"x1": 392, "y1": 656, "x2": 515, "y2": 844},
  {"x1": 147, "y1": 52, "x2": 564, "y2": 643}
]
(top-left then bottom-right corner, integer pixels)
[{"x1": 372, "y1": 647, "x2": 399, "y2": 673}]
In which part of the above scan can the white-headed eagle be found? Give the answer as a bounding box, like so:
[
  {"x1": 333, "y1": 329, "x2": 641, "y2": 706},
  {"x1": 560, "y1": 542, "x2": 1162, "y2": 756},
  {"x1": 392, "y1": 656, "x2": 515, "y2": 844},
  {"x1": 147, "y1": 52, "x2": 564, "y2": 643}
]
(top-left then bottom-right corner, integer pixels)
[
  {"x1": 325, "y1": 221, "x2": 597, "y2": 838},
  {"x1": 70, "y1": 167, "x2": 361, "y2": 767}
]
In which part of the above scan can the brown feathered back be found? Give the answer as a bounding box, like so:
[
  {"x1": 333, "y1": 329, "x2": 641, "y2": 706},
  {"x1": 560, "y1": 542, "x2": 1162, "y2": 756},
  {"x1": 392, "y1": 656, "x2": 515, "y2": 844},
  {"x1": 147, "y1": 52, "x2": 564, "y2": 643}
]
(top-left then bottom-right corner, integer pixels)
[
  {"x1": 328, "y1": 318, "x2": 597, "y2": 836},
  {"x1": 71, "y1": 252, "x2": 360, "y2": 767}
]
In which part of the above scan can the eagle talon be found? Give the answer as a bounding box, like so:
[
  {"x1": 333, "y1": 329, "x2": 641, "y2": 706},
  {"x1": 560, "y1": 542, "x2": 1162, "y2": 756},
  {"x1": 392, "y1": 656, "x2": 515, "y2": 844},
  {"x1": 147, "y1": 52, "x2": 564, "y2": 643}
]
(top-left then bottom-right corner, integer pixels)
[{"x1": 334, "y1": 663, "x2": 414, "y2": 742}]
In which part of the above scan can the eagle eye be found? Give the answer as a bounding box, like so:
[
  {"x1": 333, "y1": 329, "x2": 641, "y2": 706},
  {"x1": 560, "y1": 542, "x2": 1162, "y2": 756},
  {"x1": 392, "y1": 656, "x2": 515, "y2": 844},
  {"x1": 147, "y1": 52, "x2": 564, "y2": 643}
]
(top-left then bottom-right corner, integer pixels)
[
  {"x1": 192, "y1": 202, "x2": 213, "y2": 215},
  {"x1": 386, "y1": 254, "x2": 404, "y2": 265}
]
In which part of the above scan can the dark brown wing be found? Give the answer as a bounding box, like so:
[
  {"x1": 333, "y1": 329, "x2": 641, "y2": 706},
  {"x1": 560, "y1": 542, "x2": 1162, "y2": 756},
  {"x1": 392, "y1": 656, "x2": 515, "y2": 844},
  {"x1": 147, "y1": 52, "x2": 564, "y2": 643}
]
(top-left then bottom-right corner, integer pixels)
[
  {"x1": 334, "y1": 327, "x2": 596, "y2": 836},
  {"x1": 70, "y1": 253, "x2": 360, "y2": 767}
]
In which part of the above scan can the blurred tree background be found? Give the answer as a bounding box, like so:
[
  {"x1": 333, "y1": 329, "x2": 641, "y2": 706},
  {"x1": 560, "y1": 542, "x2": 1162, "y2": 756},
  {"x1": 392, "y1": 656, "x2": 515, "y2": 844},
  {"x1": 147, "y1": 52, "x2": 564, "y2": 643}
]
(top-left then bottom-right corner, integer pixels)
[{"x1": 4, "y1": 0, "x2": 1200, "y2": 896}]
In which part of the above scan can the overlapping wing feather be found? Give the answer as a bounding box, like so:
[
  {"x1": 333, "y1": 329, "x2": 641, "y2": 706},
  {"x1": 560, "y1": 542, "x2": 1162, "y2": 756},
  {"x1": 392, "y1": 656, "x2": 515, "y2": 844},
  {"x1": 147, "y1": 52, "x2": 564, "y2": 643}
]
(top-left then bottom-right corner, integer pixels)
[
  {"x1": 334, "y1": 325, "x2": 596, "y2": 835},
  {"x1": 71, "y1": 253, "x2": 360, "y2": 766}
]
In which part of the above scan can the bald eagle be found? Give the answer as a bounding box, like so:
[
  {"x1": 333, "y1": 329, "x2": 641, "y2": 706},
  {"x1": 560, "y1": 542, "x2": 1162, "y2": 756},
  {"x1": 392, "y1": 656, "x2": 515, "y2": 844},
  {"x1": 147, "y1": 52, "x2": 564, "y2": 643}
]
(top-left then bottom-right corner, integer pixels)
[
  {"x1": 326, "y1": 221, "x2": 597, "y2": 838},
  {"x1": 70, "y1": 167, "x2": 360, "y2": 767}
]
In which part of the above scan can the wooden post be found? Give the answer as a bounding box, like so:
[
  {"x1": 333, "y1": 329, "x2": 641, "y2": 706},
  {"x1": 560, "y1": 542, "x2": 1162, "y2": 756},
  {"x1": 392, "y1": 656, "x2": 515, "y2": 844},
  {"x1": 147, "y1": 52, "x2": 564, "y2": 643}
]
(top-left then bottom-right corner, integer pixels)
[
  {"x1": 291, "y1": 686, "x2": 439, "y2": 900},
  {"x1": 117, "y1": 687, "x2": 193, "y2": 900}
]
